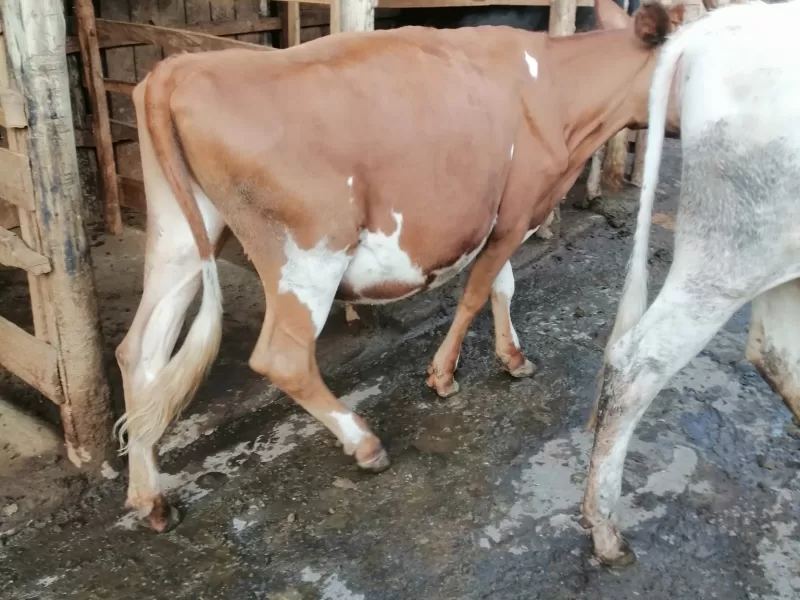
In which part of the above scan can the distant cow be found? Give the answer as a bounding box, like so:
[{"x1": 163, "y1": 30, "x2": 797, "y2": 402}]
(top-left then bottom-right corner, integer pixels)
[
  {"x1": 582, "y1": 0, "x2": 800, "y2": 568},
  {"x1": 114, "y1": 0, "x2": 685, "y2": 531}
]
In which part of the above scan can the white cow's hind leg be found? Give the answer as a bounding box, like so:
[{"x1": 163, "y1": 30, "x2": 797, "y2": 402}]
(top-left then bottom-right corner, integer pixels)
[
  {"x1": 491, "y1": 261, "x2": 535, "y2": 378},
  {"x1": 115, "y1": 106, "x2": 226, "y2": 531},
  {"x1": 581, "y1": 265, "x2": 745, "y2": 566},
  {"x1": 747, "y1": 278, "x2": 800, "y2": 423}
]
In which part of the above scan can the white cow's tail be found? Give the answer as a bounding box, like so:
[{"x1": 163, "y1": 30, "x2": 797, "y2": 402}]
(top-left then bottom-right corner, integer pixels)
[
  {"x1": 114, "y1": 62, "x2": 223, "y2": 454},
  {"x1": 587, "y1": 29, "x2": 689, "y2": 432}
]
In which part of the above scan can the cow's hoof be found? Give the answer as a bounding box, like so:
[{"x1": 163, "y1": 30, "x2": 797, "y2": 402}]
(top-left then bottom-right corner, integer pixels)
[
  {"x1": 357, "y1": 448, "x2": 391, "y2": 472},
  {"x1": 428, "y1": 376, "x2": 460, "y2": 399},
  {"x1": 354, "y1": 436, "x2": 391, "y2": 472},
  {"x1": 590, "y1": 522, "x2": 637, "y2": 568},
  {"x1": 506, "y1": 358, "x2": 536, "y2": 379},
  {"x1": 147, "y1": 496, "x2": 182, "y2": 533},
  {"x1": 595, "y1": 538, "x2": 637, "y2": 568}
]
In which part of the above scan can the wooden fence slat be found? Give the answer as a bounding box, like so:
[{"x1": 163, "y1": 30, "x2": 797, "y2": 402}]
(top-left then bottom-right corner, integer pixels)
[
  {"x1": 376, "y1": 0, "x2": 593, "y2": 7},
  {"x1": 76, "y1": 0, "x2": 122, "y2": 235},
  {"x1": 96, "y1": 17, "x2": 269, "y2": 54},
  {"x1": 0, "y1": 316, "x2": 64, "y2": 405},
  {"x1": 0, "y1": 86, "x2": 26, "y2": 127},
  {"x1": 0, "y1": 146, "x2": 34, "y2": 211},
  {"x1": 103, "y1": 79, "x2": 137, "y2": 95},
  {"x1": 118, "y1": 175, "x2": 146, "y2": 212},
  {"x1": 74, "y1": 119, "x2": 139, "y2": 148},
  {"x1": 0, "y1": 225, "x2": 52, "y2": 274},
  {"x1": 65, "y1": 16, "x2": 282, "y2": 53},
  {"x1": 3, "y1": 0, "x2": 114, "y2": 469}
]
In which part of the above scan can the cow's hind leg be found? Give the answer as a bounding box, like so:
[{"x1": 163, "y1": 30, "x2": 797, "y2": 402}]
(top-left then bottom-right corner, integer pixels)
[
  {"x1": 581, "y1": 270, "x2": 745, "y2": 566},
  {"x1": 115, "y1": 187, "x2": 226, "y2": 531},
  {"x1": 747, "y1": 278, "x2": 800, "y2": 423},
  {"x1": 246, "y1": 232, "x2": 390, "y2": 471},
  {"x1": 491, "y1": 261, "x2": 535, "y2": 378}
]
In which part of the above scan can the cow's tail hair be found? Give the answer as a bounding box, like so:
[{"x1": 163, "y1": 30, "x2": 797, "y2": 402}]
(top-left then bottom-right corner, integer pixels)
[
  {"x1": 586, "y1": 28, "x2": 688, "y2": 432},
  {"x1": 114, "y1": 63, "x2": 223, "y2": 454}
]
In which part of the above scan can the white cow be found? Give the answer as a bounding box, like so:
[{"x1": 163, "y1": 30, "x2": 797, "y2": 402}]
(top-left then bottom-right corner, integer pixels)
[{"x1": 580, "y1": 0, "x2": 800, "y2": 567}]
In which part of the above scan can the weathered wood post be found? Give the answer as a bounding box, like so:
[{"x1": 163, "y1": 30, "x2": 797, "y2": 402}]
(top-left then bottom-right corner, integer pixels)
[
  {"x1": 538, "y1": 0, "x2": 578, "y2": 239},
  {"x1": 601, "y1": 128, "x2": 629, "y2": 192},
  {"x1": 340, "y1": 0, "x2": 374, "y2": 33},
  {"x1": 2, "y1": 0, "x2": 114, "y2": 470}
]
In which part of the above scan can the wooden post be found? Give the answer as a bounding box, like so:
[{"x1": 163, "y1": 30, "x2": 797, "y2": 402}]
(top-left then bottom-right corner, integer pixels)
[
  {"x1": 549, "y1": 0, "x2": 577, "y2": 34},
  {"x1": 601, "y1": 129, "x2": 628, "y2": 192},
  {"x1": 2, "y1": 0, "x2": 114, "y2": 470},
  {"x1": 541, "y1": 0, "x2": 577, "y2": 238},
  {"x1": 341, "y1": 0, "x2": 374, "y2": 33},
  {"x1": 630, "y1": 130, "x2": 647, "y2": 187},
  {"x1": 282, "y1": 2, "x2": 301, "y2": 47},
  {"x1": 75, "y1": 0, "x2": 122, "y2": 235}
]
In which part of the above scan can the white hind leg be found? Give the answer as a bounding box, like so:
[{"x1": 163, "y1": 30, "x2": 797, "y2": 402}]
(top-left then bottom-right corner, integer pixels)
[
  {"x1": 747, "y1": 278, "x2": 800, "y2": 423},
  {"x1": 581, "y1": 261, "x2": 747, "y2": 566},
  {"x1": 115, "y1": 109, "x2": 226, "y2": 532}
]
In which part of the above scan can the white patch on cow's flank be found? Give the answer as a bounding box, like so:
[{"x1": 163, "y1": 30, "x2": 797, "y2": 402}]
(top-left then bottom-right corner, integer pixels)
[
  {"x1": 342, "y1": 212, "x2": 426, "y2": 303},
  {"x1": 347, "y1": 176, "x2": 354, "y2": 187},
  {"x1": 279, "y1": 233, "x2": 351, "y2": 337},
  {"x1": 331, "y1": 411, "x2": 367, "y2": 447},
  {"x1": 510, "y1": 144, "x2": 515, "y2": 160},
  {"x1": 428, "y1": 215, "x2": 498, "y2": 290},
  {"x1": 524, "y1": 52, "x2": 538, "y2": 79}
]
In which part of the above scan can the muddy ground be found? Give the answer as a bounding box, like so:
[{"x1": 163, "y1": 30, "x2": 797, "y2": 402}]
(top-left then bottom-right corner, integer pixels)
[{"x1": 1, "y1": 140, "x2": 799, "y2": 600}]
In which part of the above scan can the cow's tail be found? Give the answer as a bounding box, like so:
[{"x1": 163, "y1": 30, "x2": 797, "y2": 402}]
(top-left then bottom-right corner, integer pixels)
[
  {"x1": 586, "y1": 28, "x2": 688, "y2": 432},
  {"x1": 115, "y1": 63, "x2": 223, "y2": 454}
]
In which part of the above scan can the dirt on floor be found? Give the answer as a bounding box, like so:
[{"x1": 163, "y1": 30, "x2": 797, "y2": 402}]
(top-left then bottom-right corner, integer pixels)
[{"x1": 1, "y1": 140, "x2": 798, "y2": 600}]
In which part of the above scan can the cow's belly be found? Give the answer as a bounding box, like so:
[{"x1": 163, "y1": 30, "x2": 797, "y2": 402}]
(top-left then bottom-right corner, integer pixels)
[{"x1": 338, "y1": 212, "x2": 495, "y2": 305}]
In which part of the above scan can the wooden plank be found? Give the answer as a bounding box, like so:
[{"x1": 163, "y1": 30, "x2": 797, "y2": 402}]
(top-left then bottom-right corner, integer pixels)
[
  {"x1": 0, "y1": 316, "x2": 64, "y2": 405},
  {"x1": 76, "y1": 0, "x2": 122, "y2": 235},
  {"x1": 99, "y1": 0, "x2": 138, "y2": 184},
  {"x1": 0, "y1": 225, "x2": 51, "y2": 275},
  {"x1": 272, "y1": 0, "x2": 333, "y2": 5},
  {"x1": 74, "y1": 119, "x2": 138, "y2": 148},
  {"x1": 96, "y1": 18, "x2": 268, "y2": 54},
  {"x1": 330, "y1": 0, "x2": 342, "y2": 34},
  {"x1": 0, "y1": 24, "x2": 53, "y2": 343},
  {"x1": 630, "y1": 130, "x2": 647, "y2": 187},
  {"x1": 104, "y1": 79, "x2": 137, "y2": 95},
  {"x1": 0, "y1": 146, "x2": 34, "y2": 210},
  {"x1": 376, "y1": 0, "x2": 593, "y2": 7},
  {"x1": 283, "y1": 2, "x2": 302, "y2": 46},
  {"x1": 119, "y1": 175, "x2": 146, "y2": 212},
  {"x1": 3, "y1": 0, "x2": 114, "y2": 468},
  {"x1": 65, "y1": 16, "x2": 282, "y2": 53},
  {"x1": 0, "y1": 87, "x2": 26, "y2": 128},
  {"x1": 0, "y1": 201, "x2": 19, "y2": 230}
]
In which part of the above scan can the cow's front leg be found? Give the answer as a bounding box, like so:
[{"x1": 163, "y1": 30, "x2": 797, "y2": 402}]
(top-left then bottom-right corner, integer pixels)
[
  {"x1": 426, "y1": 232, "x2": 525, "y2": 398},
  {"x1": 491, "y1": 260, "x2": 535, "y2": 378}
]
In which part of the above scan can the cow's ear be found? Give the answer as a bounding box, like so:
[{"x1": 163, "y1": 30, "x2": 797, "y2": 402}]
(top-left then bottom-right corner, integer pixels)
[
  {"x1": 634, "y1": 2, "x2": 684, "y2": 47},
  {"x1": 595, "y1": 0, "x2": 631, "y2": 31}
]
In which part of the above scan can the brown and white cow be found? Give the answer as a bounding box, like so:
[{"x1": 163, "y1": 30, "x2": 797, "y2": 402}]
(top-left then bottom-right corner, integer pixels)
[{"x1": 114, "y1": 0, "x2": 685, "y2": 531}]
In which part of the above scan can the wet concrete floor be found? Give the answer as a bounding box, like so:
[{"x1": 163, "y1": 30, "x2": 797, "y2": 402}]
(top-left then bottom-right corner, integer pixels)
[{"x1": 1, "y1": 140, "x2": 799, "y2": 599}]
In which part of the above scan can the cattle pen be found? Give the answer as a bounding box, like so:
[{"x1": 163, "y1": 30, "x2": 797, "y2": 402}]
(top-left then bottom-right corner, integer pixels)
[
  {"x1": 0, "y1": 0, "x2": 719, "y2": 511},
  {"x1": 0, "y1": 0, "x2": 701, "y2": 475}
]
